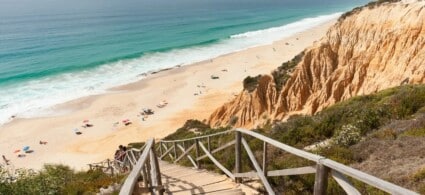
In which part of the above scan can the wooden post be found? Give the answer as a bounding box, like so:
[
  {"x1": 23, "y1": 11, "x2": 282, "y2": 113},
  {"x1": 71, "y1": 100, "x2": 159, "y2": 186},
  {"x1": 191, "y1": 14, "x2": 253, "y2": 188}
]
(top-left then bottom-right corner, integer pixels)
[
  {"x1": 173, "y1": 142, "x2": 177, "y2": 160},
  {"x1": 195, "y1": 139, "x2": 200, "y2": 169},
  {"x1": 147, "y1": 157, "x2": 153, "y2": 187},
  {"x1": 235, "y1": 131, "x2": 242, "y2": 183},
  {"x1": 159, "y1": 142, "x2": 163, "y2": 157},
  {"x1": 314, "y1": 163, "x2": 330, "y2": 195},
  {"x1": 107, "y1": 159, "x2": 114, "y2": 176},
  {"x1": 262, "y1": 142, "x2": 267, "y2": 177},
  {"x1": 207, "y1": 137, "x2": 211, "y2": 152},
  {"x1": 142, "y1": 164, "x2": 149, "y2": 187}
]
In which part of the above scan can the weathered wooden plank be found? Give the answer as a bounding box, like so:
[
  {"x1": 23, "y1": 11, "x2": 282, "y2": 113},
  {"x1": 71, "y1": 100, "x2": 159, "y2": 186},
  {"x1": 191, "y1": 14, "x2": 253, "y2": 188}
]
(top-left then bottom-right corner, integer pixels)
[
  {"x1": 130, "y1": 151, "x2": 137, "y2": 166},
  {"x1": 236, "y1": 128, "x2": 322, "y2": 162},
  {"x1": 196, "y1": 140, "x2": 235, "y2": 161},
  {"x1": 160, "y1": 129, "x2": 234, "y2": 143},
  {"x1": 150, "y1": 145, "x2": 163, "y2": 195},
  {"x1": 241, "y1": 138, "x2": 275, "y2": 195},
  {"x1": 119, "y1": 139, "x2": 154, "y2": 195},
  {"x1": 159, "y1": 145, "x2": 174, "y2": 160},
  {"x1": 313, "y1": 164, "x2": 330, "y2": 195},
  {"x1": 322, "y1": 159, "x2": 418, "y2": 195},
  {"x1": 262, "y1": 142, "x2": 267, "y2": 177},
  {"x1": 176, "y1": 144, "x2": 198, "y2": 169},
  {"x1": 207, "y1": 137, "x2": 211, "y2": 152},
  {"x1": 150, "y1": 150, "x2": 158, "y2": 187},
  {"x1": 235, "y1": 131, "x2": 242, "y2": 183},
  {"x1": 159, "y1": 142, "x2": 163, "y2": 156},
  {"x1": 142, "y1": 165, "x2": 148, "y2": 187},
  {"x1": 153, "y1": 151, "x2": 165, "y2": 195},
  {"x1": 173, "y1": 142, "x2": 177, "y2": 160},
  {"x1": 174, "y1": 143, "x2": 195, "y2": 163},
  {"x1": 161, "y1": 143, "x2": 174, "y2": 160},
  {"x1": 331, "y1": 170, "x2": 361, "y2": 195},
  {"x1": 198, "y1": 141, "x2": 235, "y2": 180},
  {"x1": 195, "y1": 139, "x2": 200, "y2": 168},
  {"x1": 267, "y1": 166, "x2": 316, "y2": 177}
]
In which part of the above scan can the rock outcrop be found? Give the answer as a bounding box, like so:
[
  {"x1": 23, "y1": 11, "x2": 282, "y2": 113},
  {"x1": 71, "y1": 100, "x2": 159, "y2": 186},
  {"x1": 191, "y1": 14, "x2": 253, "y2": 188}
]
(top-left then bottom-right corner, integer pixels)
[{"x1": 209, "y1": 0, "x2": 425, "y2": 128}]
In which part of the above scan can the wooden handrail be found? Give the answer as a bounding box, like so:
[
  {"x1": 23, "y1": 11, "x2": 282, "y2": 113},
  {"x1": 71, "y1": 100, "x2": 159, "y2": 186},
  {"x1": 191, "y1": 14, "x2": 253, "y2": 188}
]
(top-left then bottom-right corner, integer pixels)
[
  {"x1": 157, "y1": 128, "x2": 419, "y2": 195},
  {"x1": 119, "y1": 139, "x2": 163, "y2": 195}
]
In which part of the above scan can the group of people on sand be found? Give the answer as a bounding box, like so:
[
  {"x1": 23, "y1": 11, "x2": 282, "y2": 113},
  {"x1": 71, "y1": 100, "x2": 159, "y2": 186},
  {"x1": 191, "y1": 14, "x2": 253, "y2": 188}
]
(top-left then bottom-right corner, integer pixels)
[
  {"x1": 114, "y1": 145, "x2": 127, "y2": 161},
  {"x1": 11, "y1": 140, "x2": 48, "y2": 159},
  {"x1": 74, "y1": 120, "x2": 94, "y2": 135}
]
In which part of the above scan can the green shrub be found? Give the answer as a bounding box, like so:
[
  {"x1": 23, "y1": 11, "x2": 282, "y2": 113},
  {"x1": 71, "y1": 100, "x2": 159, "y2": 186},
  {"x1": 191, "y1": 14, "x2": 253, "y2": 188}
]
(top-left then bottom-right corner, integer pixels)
[
  {"x1": 317, "y1": 145, "x2": 355, "y2": 165},
  {"x1": 228, "y1": 116, "x2": 239, "y2": 126},
  {"x1": 272, "y1": 52, "x2": 304, "y2": 91},
  {"x1": 163, "y1": 119, "x2": 211, "y2": 140},
  {"x1": 400, "y1": 127, "x2": 425, "y2": 137},
  {"x1": 243, "y1": 75, "x2": 262, "y2": 92},
  {"x1": 339, "y1": 0, "x2": 401, "y2": 22},
  {"x1": 371, "y1": 128, "x2": 397, "y2": 140},
  {"x1": 0, "y1": 165, "x2": 123, "y2": 195},
  {"x1": 412, "y1": 167, "x2": 425, "y2": 182},
  {"x1": 332, "y1": 124, "x2": 361, "y2": 147}
]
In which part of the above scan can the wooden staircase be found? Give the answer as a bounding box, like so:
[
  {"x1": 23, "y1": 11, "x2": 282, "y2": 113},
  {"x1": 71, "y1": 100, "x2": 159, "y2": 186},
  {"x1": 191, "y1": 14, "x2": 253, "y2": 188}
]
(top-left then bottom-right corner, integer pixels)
[
  {"x1": 158, "y1": 160, "x2": 249, "y2": 194},
  {"x1": 118, "y1": 129, "x2": 419, "y2": 195}
]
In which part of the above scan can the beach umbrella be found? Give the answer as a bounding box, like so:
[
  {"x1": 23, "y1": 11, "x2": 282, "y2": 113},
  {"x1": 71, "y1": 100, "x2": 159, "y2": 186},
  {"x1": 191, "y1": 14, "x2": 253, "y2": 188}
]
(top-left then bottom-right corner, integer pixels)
[
  {"x1": 23, "y1": 146, "x2": 30, "y2": 152},
  {"x1": 83, "y1": 119, "x2": 89, "y2": 123},
  {"x1": 14, "y1": 149, "x2": 20, "y2": 153}
]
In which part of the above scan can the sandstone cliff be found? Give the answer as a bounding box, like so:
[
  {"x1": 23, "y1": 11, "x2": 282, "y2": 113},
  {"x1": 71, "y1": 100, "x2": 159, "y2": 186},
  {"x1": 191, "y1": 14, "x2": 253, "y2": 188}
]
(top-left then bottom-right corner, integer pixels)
[{"x1": 209, "y1": 0, "x2": 425, "y2": 128}]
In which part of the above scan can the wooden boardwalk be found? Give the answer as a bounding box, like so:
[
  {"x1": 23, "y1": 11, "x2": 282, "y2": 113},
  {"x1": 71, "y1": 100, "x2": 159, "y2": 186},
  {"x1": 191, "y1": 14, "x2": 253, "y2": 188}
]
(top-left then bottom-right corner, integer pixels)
[{"x1": 159, "y1": 160, "x2": 251, "y2": 195}]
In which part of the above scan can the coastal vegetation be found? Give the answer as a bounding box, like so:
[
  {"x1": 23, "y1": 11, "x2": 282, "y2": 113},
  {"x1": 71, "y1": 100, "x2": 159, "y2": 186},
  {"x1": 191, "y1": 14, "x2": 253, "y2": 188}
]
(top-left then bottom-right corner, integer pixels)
[
  {"x1": 242, "y1": 51, "x2": 303, "y2": 93},
  {"x1": 0, "y1": 164, "x2": 124, "y2": 195},
  {"x1": 339, "y1": 0, "x2": 401, "y2": 21},
  {"x1": 160, "y1": 84, "x2": 425, "y2": 193},
  {"x1": 243, "y1": 75, "x2": 262, "y2": 92},
  {"x1": 271, "y1": 51, "x2": 304, "y2": 91}
]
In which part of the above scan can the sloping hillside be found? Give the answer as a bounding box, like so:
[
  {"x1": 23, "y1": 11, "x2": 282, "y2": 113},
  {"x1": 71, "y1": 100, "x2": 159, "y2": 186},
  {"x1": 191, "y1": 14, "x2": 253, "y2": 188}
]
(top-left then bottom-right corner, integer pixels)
[
  {"x1": 163, "y1": 84, "x2": 425, "y2": 193},
  {"x1": 209, "y1": 0, "x2": 425, "y2": 127}
]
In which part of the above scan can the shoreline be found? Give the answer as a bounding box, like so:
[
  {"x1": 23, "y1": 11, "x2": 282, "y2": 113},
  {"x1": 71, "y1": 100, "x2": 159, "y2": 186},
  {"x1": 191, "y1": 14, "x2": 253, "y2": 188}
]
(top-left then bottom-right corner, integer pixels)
[{"x1": 0, "y1": 19, "x2": 336, "y2": 170}]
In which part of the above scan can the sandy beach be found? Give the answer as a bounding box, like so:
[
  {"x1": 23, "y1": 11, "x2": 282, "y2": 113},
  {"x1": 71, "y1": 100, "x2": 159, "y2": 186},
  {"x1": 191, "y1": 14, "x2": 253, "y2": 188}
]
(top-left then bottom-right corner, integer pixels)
[{"x1": 0, "y1": 20, "x2": 335, "y2": 170}]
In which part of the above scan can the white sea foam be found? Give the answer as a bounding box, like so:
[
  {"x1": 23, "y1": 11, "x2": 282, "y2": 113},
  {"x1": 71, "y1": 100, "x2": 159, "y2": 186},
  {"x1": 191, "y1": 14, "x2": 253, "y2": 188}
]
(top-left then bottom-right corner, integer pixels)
[{"x1": 0, "y1": 12, "x2": 341, "y2": 125}]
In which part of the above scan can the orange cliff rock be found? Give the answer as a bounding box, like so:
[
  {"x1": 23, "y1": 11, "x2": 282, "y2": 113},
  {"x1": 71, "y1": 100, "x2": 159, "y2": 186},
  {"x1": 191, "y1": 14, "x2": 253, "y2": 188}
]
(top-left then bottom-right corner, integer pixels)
[{"x1": 209, "y1": 1, "x2": 425, "y2": 128}]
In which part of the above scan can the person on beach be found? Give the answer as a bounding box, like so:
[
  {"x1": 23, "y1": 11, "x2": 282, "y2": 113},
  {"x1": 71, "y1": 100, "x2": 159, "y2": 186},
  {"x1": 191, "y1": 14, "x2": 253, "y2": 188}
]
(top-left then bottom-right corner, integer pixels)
[
  {"x1": 120, "y1": 146, "x2": 127, "y2": 161},
  {"x1": 2, "y1": 155, "x2": 10, "y2": 165},
  {"x1": 39, "y1": 140, "x2": 48, "y2": 145},
  {"x1": 74, "y1": 128, "x2": 82, "y2": 135},
  {"x1": 115, "y1": 145, "x2": 127, "y2": 161},
  {"x1": 114, "y1": 145, "x2": 123, "y2": 161},
  {"x1": 82, "y1": 123, "x2": 93, "y2": 128}
]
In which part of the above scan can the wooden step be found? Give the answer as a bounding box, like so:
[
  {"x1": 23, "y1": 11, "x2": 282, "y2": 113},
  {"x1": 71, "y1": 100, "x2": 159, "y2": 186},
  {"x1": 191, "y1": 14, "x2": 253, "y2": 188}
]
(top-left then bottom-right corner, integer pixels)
[{"x1": 158, "y1": 160, "x2": 253, "y2": 195}]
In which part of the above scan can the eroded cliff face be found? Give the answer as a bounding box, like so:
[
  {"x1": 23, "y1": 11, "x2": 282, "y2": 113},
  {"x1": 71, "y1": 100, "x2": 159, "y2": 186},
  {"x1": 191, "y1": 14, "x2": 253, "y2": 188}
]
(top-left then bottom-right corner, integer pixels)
[{"x1": 209, "y1": 1, "x2": 425, "y2": 128}]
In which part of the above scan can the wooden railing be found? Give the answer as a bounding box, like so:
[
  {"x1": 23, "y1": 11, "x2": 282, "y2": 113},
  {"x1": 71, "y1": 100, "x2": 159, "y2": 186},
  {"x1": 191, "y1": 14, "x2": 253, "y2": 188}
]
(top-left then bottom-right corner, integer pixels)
[
  {"x1": 157, "y1": 128, "x2": 419, "y2": 195},
  {"x1": 119, "y1": 138, "x2": 163, "y2": 195}
]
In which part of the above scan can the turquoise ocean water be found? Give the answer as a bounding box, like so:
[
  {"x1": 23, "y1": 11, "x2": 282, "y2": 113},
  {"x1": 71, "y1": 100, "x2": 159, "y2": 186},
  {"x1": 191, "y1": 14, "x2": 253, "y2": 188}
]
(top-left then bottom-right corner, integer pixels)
[{"x1": 0, "y1": 0, "x2": 368, "y2": 124}]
